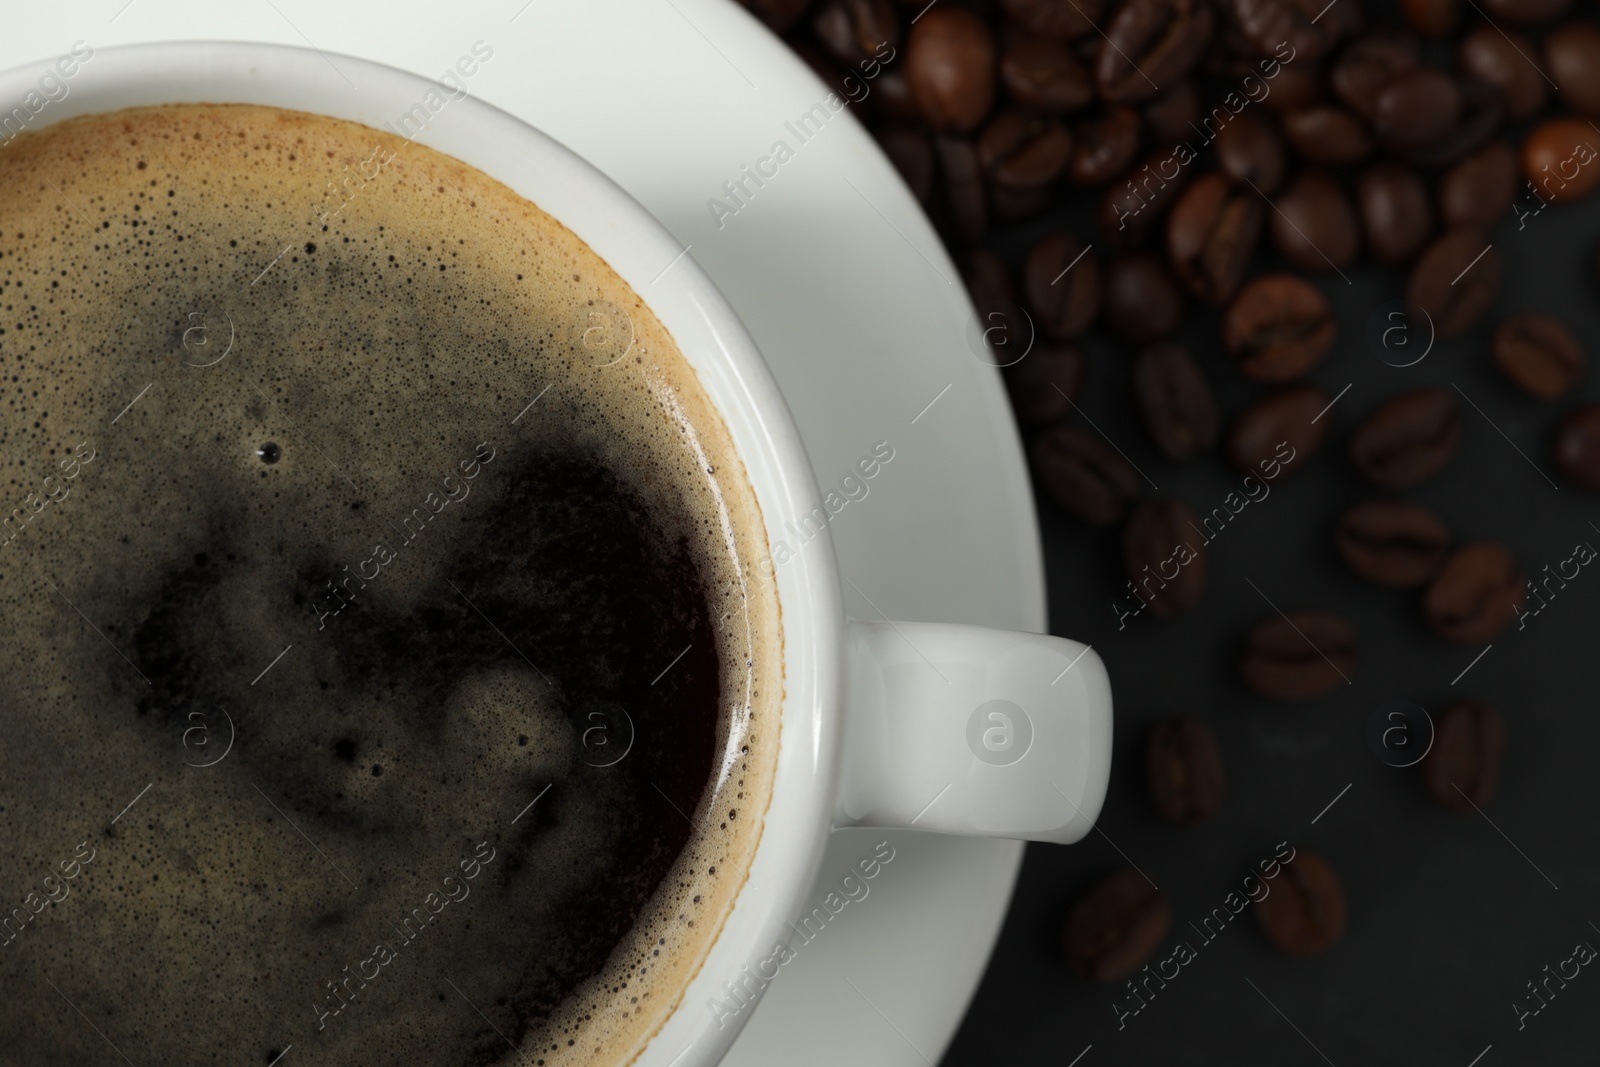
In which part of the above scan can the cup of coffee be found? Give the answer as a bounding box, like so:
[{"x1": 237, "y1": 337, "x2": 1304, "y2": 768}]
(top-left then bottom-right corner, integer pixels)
[{"x1": 0, "y1": 41, "x2": 1111, "y2": 1067}]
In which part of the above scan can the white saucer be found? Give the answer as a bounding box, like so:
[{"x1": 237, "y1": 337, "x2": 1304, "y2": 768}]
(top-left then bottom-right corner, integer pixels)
[{"x1": 2, "y1": 3, "x2": 1045, "y2": 1062}]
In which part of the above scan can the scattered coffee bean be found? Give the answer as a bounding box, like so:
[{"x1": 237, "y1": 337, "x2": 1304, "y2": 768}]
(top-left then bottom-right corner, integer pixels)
[
  {"x1": 1000, "y1": 39, "x2": 1094, "y2": 114},
  {"x1": 1240, "y1": 610, "x2": 1355, "y2": 701},
  {"x1": 1255, "y1": 850, "x2": 1346, "y2": 956},
  {"x1": 1423, "y1": 542, "x2": 1526, "y2": 644},
  {"x1": 1226, "y1": 385, "x2": 1331, "y2": 478},
  {"x1": 1223, "y1": 274, "x2": 1335, "y2": 381},
  {"x1": 1405, "y1": 229, "x2": 1501, "y2": 339},
  {"x1": 1068, "y1": 106, "x2": 1143, "y2": 186},
  {"x1": 1100, "y1": 149, "x2": 1195, "y2": 248},
  {"x1": 1553, "y1": 403, "x2": 1600, "y2": 490},
  {"x1": 1096, "y1": 0, "x2": 1214, "y2": 102},
  {"x1": 1404, "y1": 74, "x2": 1502, "y2": 169},
  {"x1": 743, "y1": 0, "x2": 812, "y2": 33},
  {"x1": 1006, "y1": 344, "x2": 1087, "y2": 427},
  {"x1": 1024, "y1": 232, "x2": 1102, "y2": 338},
  {"x1": 1135, "y1": 342, "x2": 1218, "y2": 460},
  {"x1": 1457, "y1": 26, "x2": 1548, "y2": 122},
  {"x1": 1349, "y1": 387, "x2": 1461, "y2": 489},
  {"x1": 933, "y1": 136, "x2": 988, "y2": 243},
  {"x1": 1260, "y1": 62, "x2": 1325, "y2": 115},
  {"x1": 1331, "y1": 32, "x2": 1418, "y2": 118},
  {"x1": 1123, "y1": 497, "x2": 1209, "y2": 617},
  {"x1": 907, "y1": 8, "x2": 997, "y2": 133},
  {"x1": 1001, "y1": 0, "x2": 1104, "y2": 40},
  {"x1": 812, "y1": 0, "x2": 899, "y2": 66},
  {"x1": 1146, "y1": 718, "x2": 1225, "y2": 824},
  {"x1": 1493, "y1": 313, "x2": 1585, "y2": 399},
  {"x1": 977, "y1": 110, "x2": 1074, "y2": 188},
  {"x1": 1371, "y1": 68, "x2": 1461, "y2": 151},
  {"x1": 1422, "y1": 700, "x2": 1505, "y2": 812},
  {"x1": 1281, "y1": 106, "x2": 1374, "y2": 166},
  {"x1": 1143, "y1": 79, "x2": 1203, "y2": 143},
  {"x1": 1356, "y1": 161, "x2": 1435, "y2": 265},
  {"x1": 878, "y1": 127, "x2": 935, "y2": 205},
  {"x1": 1521, "y1": 117, "x2": 1600, "y2": 205},
  {"x1": 1270, "y1": 170, "x2": 1360, "y2": 272},
  {"x1": 1336, "y1": 499, "x2": 1451, "y2": 588},
  {"x1": 1402, "y1": 0, "x2": 1461, "y2": 37},
  {"x1": 1437, "y1": 140, "x2": 1517, "y2": 229},
  {"x1": 873, "y1": 68, "x2": 923, "y2": 125},
  {"x1": 1229, "y1": 0, "x2": 1357, "y2": 60},
  {"x1": 1213, "y1": 109, "x2": 1288, "y2": 194},
  {"x1": 1167, "y1": 172, "x2": 1264, "y2": 302},
  {"x1": 1478, "y1": 0, "x2": 1570, "y2": 23},
  {"x1": 1544, "y1": 19, "x2": 1600, "y2": 116},
  {"x1": 1031, "y1": 423, "x2": 1140, "y2": 524},
  {"x1": 1061, "y1": 869, "x2": 1172, "y2": 983},
  {"x1": 1105, "y1": 251, "x2": 1185, "y2": 342}
]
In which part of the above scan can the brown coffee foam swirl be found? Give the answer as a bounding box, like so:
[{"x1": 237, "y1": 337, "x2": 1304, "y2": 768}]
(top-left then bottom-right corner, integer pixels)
[{"x1": 0, "y1": 103, "x2": 779, "y2": 1066}]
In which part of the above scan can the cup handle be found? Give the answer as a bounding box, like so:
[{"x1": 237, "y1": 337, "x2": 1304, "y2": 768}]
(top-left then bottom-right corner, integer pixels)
[{"x1": 834, "y1": 620, "x2": 1113, "y2": 844}]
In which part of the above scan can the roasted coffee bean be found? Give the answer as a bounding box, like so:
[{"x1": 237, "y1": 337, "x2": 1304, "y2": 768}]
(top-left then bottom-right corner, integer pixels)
[
  {"x1": 908, "y1": 8, "x2": 997, "y2": 133},
  {"x1": 1337, "y1": 499, "x2": 1450, "y2": 588},
  {"x1": 1493, "y1": 313, "x2": 1585, "y2": 399},
  {"x1": 1031, "y1": 423, "x2": 1139, "y2": 524},
  {"x1": 1281, "y1": 106, "x2": 1374, "y2": 166},
  {"x1": 963, "y1": 247, "x2": 1018, "y2": 319},
  {"x1": 1024, "y1": 232, "x2": 1102, "y2": 338},
  {"x1": 1405, "y1": 77, "x2": 1504, "y2": 167},
  {"x1": 1424, "y1": 542, "x2": 1526, "y2": 644},
  {"x1": 1100, "y1": 150, "x2": 1194, "y2": 249},
  {"x1": 992, "y1": 181, "x2": 1058, "y2": 222},
  {"x1": 1240, "y1": 610, "x2": 1356, "y2": 701},
  {"x1": 1402, "y1": 0, "x2": 1461, "y2": 38},
  {"x1": 1223, "y1": 274, "x2": 1335, "y2": 381},
  {"x1": 741, "y1": 0, "x2": 813, "y2": 33},
  {"x1": 1096, "y1": 0, "x2": 1214, "y2": 103},
  {"x1": 873, "y1": 69, "x2": 924, "y2": 124},
  {"x1": 1330, "y1": 32, "x2": 1418, "y2": 118},
  {"x1": 1438, "y1": 140, "x2": 1517, "y2": 229},
  {"x1": 1000, "y1": 38, "x2": 1095, "y2": 114},
  {"x1": 1226, "y1": 385, "x2": 1331, "y2": 478},
  {"x1": 1423, "y1": 700, "x2": 1505, "y2": 812},
  {"x1": 1356, "y1": 161, "x2": 1434, "y2": 264},
  {"x1": 1002, "y1": 0, "x2": 1105, "y2": 40},
  {"x1": 1146, "y1": 718, "x2": 1225, "y2": 824},
  {"x1": 1458, "y1": 27, "x2": 1547, "y2": 122},
  {"x1": 1143, "y1": 80, "x2": 1202, "y2": 143},
  {"x1": 1134, "y1": 343, "x2": 1217, "y2": 460},
  {"x1": 1105, "y1": 251, "x2": 1185, "y2": 342},
  {"x1": 977, "y1": 110, "x2": 1074, "y2": 188},
  {"x1": 1229, "y1": 0, "x2": 1357, "y2": 61},
  {"x1": 1477, "y1": 0, "x2": 1570, "y2": 26},
  {"x1": 1261, "y1": 62, "x2": 1325, "y2": 115},
  {"x1": 934, "y1": 136, "x2": 989, "y2": 243},
  {"x1": 1006, "y1": 344, "x2": 1088, "y2": 427},
  {"x1": 813, "y1": 0, "x2": 899, "y2": 66},
  {"x1": 1371, "y1": 68, "x2": 1461, "y2": 151},
  {"x1": 1061, "y1": 869, "x2": 1171, "y2": 983},
  {"x1": 1553, "y1": 403, "x2": 1600, "y2": 490},
  {"x1": 1214, "y1": 110, "x2": 1287, "y2": 194},
  {"x1": 1349, "y1": 387, "x2": 1461, "y2": 489},
  {"x1": 1545, "y1": 21, "x2": 1600, "y2": 117},
  {"x1": 1255, "y1": 851, "x2": 1346, "y2": 957},
  {"x1": 1069, "y1": 106, "x2": 1142, "y2": 186},
  {"x1": 1123, "y1": 497, "x2": 1209, "y2": 617},
  {"x1": 1167, "y1": 172, "x2": 1264, "y2": 303},
  {"x1": 878, "y1": 127, "x2": 936, "y2": 205},
  {"x1": 1270, "y1": 170, "x2": 1359, "y2": 272},
  {"x1": 1406, "y1": 229, "x2": 1501, "y2": 339},
  {"x1": 1522, "y1": 118, "x2": 1600, "y2": 205}
]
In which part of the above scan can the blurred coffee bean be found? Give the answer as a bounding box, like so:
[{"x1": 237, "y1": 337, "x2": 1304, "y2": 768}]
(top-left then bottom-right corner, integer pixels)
[
  {"x1": 934, "y1": 136, "x2": 989, "y2": 243},
  {"x1": 1522, "y1": 118, "x2": 1600, "y2": 205},
  {"x1": 1403, "y1": 78, "x2": 1502, "y2": 167},
  {"x1": 908, "y1": 8, "x2": 998, "y2": 133},
  {"x1": 1356, "y1": 161, "x2": 1434, "y2": 264},
  {"x1": 1214, "y1": 110, "x2": 1287, "y2": 193},
  {"x1": 878, "y1": 127, "x2": 936, "y2": 204},
  {"x1": 1438, "y1": 140, "x2": 1516, "y2": 229},
  {"x1": 1477, "y1": 0, "x2": 1570, "y2": 26},
  {"x1": 1349, "y1": 387, "x2": 1461, "y2": 488},
  {"x1": 1424, "y1": 542, "x2": 1526, "y2": 644},
  {"x1": 740, "y1": 0, "x2": 812, "y2": 33},
  {"x1": 963, "y1": 247, "x2": 1018, "y2": 312},
  {"x1": 1134, "y1": 342, "x2": 1218, "y2": 459},
  {"x1": 1458, "y1": 27, "x2": 1547, "y2": 122},
  {"x1": 1402, "y1": 0, "x2": 1461, "y2": 38},
  {"x1": 1069, "y1": 106, "x2": 1142, "y2": 186},
  {"x1": 1240, "y1": 610, "x2": 1356, "y2": 700},
  {"x1": 1406, "y1": 229, "x2": 1501, "y2": 339},
  {"x1": 1372, "y1": 68, "x2": 1461, "y2": 151},
  {"x1": 1223, "y1": 274, "x2": 1335, "y2": 381},
  {"x1": 1255, "y1": 851, "x2": 1346, "y2": 956},
  {"x1": 1002, "y1": 0, "x2": 1105, "y2": 40},
  {"x1": 1330, "y1": 32, "x2": 1418, "y2": 118},
  {"x1": 1423, "y1": 700, "x2": 1505, "y2": 812},
  {"x1": 1545, "y1": 21, "x2": 1600, "y2": 116},
  {"x1": 1143, "y1": 80, "x2": 1203, "y2": 143},
  {"x1": 1061, "y1": 869, "x2": 1171, "y2": 983},
  {"x1": 1226, "y1": 385, "x2": 1332, "y2": 478},
  {"x1": 1553, "y1": 403, "x2": 1600, "y2": 489},
  {"x1": 1100, "y1": 150, "x2": 1194, "y2": 248},
  {"x1": 1281, "y1": 106, "x2": 1375, "y2": 166},
  {"x1": 1031, "y1": 423, "x2": 1140, "y2": 524},
  {"x1": 1336, "y1": 499, "x2": 1450, "y2": 588},
  {"x1": 1228, "y1": 0, "x2": 1358, "y2": 61},
  {"x1": 1006, "y1": 344, "x2": 1088, "y2": 427},
  {"x1": 1167, "y1": 172, "x2": 1264, "y2": 302},
  {"x1": 992, "y1": 181, "x2": 1059, "y2": 222},
  {"x1": 1124, "y1": 497, "x2": 1209, "y2": 617},
  {"x1": 1261, "y1": 62, "x2": 1325, "y2": 115},
  {"x1": 1493, "y1": 313, "x2": 1585, "y2": 399},
  {"x1": 977, "y1": 110, "x2": 1074, "y2": 189},
  {"x1": 1024, "y1": 232, "x2": 1102, "y2": 337},
  {"x1": 813, "y1": 0, "x2": 899, "y2": 66},
  {"x1": 1105, "y1": 251, "x2": 1185, "y2": 342},
  {"x1": 1096, "y1": 0, "x2": 1215, "y2": 103},
  {"x1": 1270, "y1": 170, "x2": 1360, "y2": 272},
  {"x1": 1146, "y1": 718, "x2": 1225, "y2": 824},
  {"x1": 1000, "y1": 39, "x2": 1095, "y2": 113},
  {"x1": 873, "y1": 69, "x2": 924, "y2": 124}
]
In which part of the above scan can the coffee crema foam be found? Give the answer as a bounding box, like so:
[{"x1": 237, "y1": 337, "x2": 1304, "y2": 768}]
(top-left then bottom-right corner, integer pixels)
[{"x1": 0, "y1": 103, "x2": 781, "y2": 1067}]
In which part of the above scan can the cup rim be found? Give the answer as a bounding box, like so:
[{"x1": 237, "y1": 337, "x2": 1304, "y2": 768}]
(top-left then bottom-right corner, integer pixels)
[{"x1": 0, "y1": 38, "x2": 845, "y2": 1067}]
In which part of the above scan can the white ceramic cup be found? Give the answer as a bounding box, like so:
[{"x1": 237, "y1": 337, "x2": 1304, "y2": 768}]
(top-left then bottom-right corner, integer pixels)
[{"x1": 8, "y1": 40, "x2": 1114, "y2": 1067}]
